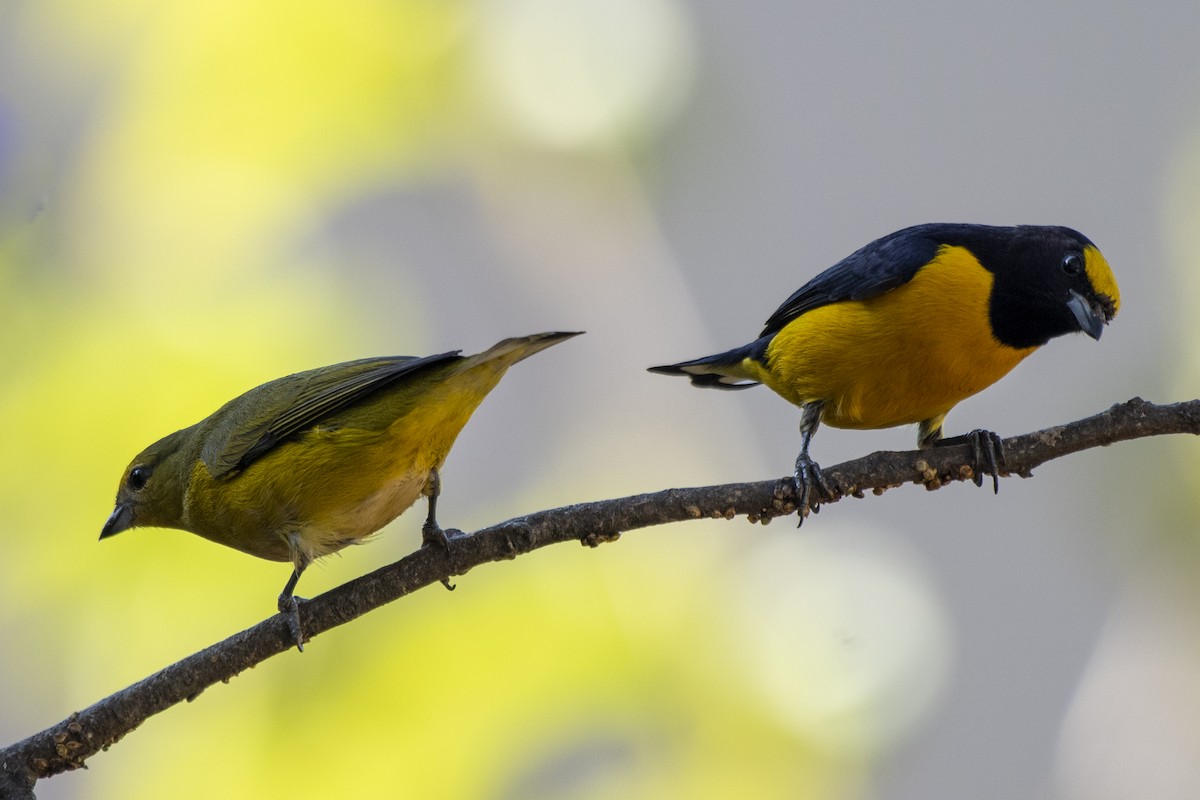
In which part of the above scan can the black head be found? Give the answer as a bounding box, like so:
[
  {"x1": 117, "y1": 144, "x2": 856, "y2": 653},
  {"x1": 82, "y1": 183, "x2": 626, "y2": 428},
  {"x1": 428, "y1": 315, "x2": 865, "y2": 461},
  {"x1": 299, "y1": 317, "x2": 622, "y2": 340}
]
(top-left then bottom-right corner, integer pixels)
[{"x1": 939, "y1": 225, "x2": 1120, "y2": 349}]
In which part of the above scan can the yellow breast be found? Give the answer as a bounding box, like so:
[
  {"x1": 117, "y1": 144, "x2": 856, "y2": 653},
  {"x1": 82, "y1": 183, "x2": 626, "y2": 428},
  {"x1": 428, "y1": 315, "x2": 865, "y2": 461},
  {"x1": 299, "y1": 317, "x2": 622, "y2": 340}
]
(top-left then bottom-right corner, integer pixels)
[
  {"x1": 180, "y1": 354, "x2": 513, "y2": 566},
  {"x1": 747, "y1": 245, "x2": 1037, "y2": 430}
]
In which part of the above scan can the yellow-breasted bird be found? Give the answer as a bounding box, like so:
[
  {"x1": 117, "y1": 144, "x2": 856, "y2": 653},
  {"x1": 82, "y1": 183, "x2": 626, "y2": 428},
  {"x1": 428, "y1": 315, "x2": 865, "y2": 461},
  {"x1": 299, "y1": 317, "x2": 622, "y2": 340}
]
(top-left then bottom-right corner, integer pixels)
[
  {"x1": 101, "y1": 331, "x2": 581, "y2": 646},
  {"x1": 649, "y1": 223, "x2": 1119, "y2": 518}
]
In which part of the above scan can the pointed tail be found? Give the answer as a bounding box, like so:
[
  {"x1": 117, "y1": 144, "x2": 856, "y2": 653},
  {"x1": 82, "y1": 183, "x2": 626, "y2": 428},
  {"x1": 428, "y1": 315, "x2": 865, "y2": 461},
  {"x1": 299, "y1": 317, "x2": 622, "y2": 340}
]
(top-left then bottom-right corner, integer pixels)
[
  {"x1": 648, "y1": 339, "x2": 767, "y2": 390},
  {"x1": 470, "y1": 331, "x2": 584, "y2": 369}
]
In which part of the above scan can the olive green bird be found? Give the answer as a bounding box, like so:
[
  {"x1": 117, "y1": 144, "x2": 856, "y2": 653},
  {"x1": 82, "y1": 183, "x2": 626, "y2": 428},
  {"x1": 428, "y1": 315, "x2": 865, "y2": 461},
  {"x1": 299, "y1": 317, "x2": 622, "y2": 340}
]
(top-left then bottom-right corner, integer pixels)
[{"x1": 101, "y1": 331, "x2": 580, "y2": 647}]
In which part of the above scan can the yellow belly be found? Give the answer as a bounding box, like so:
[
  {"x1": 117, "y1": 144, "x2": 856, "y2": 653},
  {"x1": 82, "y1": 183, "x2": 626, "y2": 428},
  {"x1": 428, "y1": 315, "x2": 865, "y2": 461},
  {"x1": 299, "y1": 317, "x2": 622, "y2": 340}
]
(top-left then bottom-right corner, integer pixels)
[
  {"x1": 182, "y1": 356, "x2": 512, "y2": 567},
  {"x1": 748, "y1": 245, "x2": 1037, "y2": 430}
]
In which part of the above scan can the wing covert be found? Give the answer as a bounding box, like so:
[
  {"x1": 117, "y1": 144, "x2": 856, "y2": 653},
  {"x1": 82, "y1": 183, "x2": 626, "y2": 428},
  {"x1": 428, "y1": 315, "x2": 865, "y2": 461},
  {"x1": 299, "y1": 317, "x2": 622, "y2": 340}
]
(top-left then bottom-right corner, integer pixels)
[
  {"x1": 759, "y1": 226, "x2": 944, "y2": 337},
  {"x1": 203, "y1": 351, "x2": 462, "y2": 479}
]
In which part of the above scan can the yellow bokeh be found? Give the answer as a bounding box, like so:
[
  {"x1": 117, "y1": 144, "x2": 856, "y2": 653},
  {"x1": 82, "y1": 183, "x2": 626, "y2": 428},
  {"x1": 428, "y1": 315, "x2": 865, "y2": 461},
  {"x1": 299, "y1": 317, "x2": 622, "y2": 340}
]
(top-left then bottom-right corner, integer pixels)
[{"x1": 0, "y1": 0, "x2": 952, "y2": 797}]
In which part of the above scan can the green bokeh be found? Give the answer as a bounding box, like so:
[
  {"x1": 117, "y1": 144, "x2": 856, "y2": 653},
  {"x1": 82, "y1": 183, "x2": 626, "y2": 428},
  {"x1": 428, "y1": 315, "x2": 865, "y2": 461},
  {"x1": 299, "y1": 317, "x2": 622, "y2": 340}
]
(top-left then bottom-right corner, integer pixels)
[{"x1": 0, "y1": 1, "x2": 944, "y2": 797}]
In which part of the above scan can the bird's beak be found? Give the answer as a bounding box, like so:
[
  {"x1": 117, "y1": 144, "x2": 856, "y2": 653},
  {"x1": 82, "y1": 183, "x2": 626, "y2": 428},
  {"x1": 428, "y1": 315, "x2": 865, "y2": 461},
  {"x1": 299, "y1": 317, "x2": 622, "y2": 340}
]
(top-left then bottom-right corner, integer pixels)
[
  {"x1": 1067, "y1": 289, "x2": 1106, "y2": 341},
  {"x1": 100, "y1": 503, "x2": 134, "y2": 540}
]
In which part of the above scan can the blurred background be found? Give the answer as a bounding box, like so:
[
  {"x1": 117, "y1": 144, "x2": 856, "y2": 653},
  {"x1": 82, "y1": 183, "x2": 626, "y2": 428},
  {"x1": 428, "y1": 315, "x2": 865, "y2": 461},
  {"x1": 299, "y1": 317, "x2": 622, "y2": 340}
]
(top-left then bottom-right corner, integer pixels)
[{"x1": 1, "y1": 0, "x2": 1198, "y2": 798}]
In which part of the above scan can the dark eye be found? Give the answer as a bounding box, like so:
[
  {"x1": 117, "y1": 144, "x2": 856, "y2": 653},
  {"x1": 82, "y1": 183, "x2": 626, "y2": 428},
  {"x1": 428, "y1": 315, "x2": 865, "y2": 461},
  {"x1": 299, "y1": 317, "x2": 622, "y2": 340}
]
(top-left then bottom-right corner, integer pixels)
[
  {"x1": 128, "y1": 466, "x2": 150, "y2": 491},
  {"x1": 1062, "y1": 253, "x2": 1084, "y2": 276}
]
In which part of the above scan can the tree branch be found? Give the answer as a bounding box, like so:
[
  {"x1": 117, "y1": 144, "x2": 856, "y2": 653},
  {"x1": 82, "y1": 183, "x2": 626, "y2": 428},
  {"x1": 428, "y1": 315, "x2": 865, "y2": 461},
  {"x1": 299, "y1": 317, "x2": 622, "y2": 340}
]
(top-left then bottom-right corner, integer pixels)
[{"x1": 3, "y1": 397, "x2": 1196, "y2": 798}]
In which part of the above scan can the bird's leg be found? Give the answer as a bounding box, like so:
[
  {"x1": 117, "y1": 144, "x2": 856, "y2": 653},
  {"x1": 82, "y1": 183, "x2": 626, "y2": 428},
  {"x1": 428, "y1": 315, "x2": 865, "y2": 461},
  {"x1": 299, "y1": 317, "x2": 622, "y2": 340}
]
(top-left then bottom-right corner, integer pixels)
[
  {"x1": 793, "y1": 401, "x2": 831, "y2": 525},
  {"x1": 920, "y1": 420, "x2": 1004, "y2": 494},
  {"x1": 277, "y1": 562, "x2": 308, "y2": 652},
  {"x1": 421, "y1": 467, "x2": 448, "y2": 547},
  {"x1": 420, "y1": 467, "x2": 457, "y2": 590}
]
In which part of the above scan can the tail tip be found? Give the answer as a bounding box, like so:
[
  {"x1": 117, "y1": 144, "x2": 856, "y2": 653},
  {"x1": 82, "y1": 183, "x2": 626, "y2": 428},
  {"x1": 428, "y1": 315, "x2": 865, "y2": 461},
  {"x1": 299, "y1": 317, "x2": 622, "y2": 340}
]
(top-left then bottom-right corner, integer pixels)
[{"x1": 647, "y1": 361, "x2": 758, "y2": 390}]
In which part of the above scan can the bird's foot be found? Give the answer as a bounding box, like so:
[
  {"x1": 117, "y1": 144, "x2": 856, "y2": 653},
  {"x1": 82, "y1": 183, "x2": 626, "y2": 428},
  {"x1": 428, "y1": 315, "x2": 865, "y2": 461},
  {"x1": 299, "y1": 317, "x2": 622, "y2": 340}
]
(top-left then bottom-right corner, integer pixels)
[
  {"x1": 934, "y1": 429, "x2": 1005, "y2": 493},
  {"x1": 423, "y1": 521, "x2": 463, "y2": 591},
  {"x1": 422, "y1": 519, "x2": 451, "y2": 550},
  {"x1": 793, "y1": 454, "x2": 832, "y2": 526},
  {"x1": 277, "y1": 593, "x2": 307, "y2": 652}
]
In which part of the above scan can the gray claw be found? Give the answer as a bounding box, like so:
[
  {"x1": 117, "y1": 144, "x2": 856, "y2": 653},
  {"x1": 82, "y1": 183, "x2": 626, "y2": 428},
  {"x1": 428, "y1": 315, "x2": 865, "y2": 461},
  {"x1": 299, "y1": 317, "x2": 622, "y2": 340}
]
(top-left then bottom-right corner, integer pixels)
[
  {"x1": 793, "y1": 455, "x2": 830, "y2": 526},
  {"x1": 278, "y1": 595, "x2": 305, "y2": 652}
]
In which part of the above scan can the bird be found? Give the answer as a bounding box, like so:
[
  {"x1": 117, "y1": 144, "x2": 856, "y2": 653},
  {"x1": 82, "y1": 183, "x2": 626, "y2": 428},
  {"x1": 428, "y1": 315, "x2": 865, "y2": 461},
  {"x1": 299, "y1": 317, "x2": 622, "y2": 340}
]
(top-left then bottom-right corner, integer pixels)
[
  {"x1": 649, "y1": 223, "x2": 1120, "y2": 519},
  {"x1": 101, "y1": 331, "x2": 581, "y2": 647}
]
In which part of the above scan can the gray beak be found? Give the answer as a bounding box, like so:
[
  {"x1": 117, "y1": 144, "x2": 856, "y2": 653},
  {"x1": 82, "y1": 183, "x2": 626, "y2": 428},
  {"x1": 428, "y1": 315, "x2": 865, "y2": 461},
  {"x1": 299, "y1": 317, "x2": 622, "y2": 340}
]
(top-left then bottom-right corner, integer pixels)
[
  {"x1": 1067, "y1": 289, "x2": 1105, "y2": 341},
  {"x1": 100, "y1": 503, "x2": 134, "y2": 540}
]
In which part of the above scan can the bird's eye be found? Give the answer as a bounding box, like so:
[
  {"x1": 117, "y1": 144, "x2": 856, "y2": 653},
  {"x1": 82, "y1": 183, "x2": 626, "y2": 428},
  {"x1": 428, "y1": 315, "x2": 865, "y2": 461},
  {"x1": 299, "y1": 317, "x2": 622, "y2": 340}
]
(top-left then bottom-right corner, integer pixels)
[
  {"x1": 128, "y1": 466, "x2": 150, "y2": 490},
  {"x1": 1062, "y1": 253, "x2": 1084, "y2": 276}
]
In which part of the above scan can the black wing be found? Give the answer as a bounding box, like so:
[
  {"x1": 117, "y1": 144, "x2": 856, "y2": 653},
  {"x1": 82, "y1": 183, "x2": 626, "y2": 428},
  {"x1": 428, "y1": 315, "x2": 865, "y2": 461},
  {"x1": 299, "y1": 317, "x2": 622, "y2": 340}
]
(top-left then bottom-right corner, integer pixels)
[
  {"x1": 759, "y1": 224, "x2": 953, "y2": 337},
  {"x1": 203, "y1": 351, "x2": 462, "y2": 479}
]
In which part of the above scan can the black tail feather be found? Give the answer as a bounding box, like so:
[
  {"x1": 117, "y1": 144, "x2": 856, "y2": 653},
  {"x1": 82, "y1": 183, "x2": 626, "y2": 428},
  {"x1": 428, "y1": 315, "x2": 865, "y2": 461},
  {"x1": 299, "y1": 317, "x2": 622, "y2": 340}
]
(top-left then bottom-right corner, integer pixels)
[
  {"x1": 681, "y1": 373, "x2": 758, "y2": 390},
  {"x1": 648, "y1": 340, "x2": 765, "y2": 390}
]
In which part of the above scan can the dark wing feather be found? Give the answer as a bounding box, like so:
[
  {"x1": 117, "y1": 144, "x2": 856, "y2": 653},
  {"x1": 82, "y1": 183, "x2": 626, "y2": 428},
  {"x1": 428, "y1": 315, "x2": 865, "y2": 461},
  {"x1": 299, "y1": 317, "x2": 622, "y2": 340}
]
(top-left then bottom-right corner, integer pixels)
[
  {"x1": 203, "y1": 351, "x2": 462, "y2": 479},
  {"x1": 759, "y1": 225, "x2": 947, "y2": 337}
]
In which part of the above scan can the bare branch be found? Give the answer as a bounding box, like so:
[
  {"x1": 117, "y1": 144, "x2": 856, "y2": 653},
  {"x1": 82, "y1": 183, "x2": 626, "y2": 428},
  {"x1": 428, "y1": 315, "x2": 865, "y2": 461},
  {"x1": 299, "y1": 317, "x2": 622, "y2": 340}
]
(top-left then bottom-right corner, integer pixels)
[{"x1": 2, "y1": 397, "x2": 1196, "y2": 798}]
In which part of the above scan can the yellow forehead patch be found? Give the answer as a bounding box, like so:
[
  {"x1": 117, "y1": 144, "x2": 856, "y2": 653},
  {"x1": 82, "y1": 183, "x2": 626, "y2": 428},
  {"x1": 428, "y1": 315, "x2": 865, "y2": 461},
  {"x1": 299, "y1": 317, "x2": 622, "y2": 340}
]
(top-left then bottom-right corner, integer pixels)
[{"x1": 1084, "y1": 245, "x2": 1121, "y2": 314}]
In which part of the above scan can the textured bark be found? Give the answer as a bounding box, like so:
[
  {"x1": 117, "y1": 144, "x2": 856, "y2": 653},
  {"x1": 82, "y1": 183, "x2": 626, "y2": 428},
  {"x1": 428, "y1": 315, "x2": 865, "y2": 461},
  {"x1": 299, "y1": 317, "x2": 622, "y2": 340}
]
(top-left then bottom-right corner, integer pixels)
[{"x1": 2, "y1": 397, "x2": 1195, "y2": 798}]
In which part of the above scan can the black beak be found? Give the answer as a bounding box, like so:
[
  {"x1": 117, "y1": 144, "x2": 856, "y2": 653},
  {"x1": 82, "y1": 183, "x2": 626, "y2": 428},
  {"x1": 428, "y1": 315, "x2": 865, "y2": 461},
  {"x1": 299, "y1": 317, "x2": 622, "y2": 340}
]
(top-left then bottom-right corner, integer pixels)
[
  {"x1": 101, "y1": 503, "x2": 134, "y2": 540},
  {"x1": 1066, "y1": 289, "x2": 1105, "y2": 341}
]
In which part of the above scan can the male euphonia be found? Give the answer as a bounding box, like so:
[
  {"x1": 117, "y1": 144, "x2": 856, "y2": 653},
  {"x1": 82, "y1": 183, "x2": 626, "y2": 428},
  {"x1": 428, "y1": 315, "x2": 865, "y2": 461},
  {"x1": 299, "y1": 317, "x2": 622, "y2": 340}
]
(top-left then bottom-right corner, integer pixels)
[
  {"x1": 650, "y1": 223, "x2": 1119, "y2": 517},
  {"x1": 102, "y1": 331, "x2": 580, "y2": 645}
]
